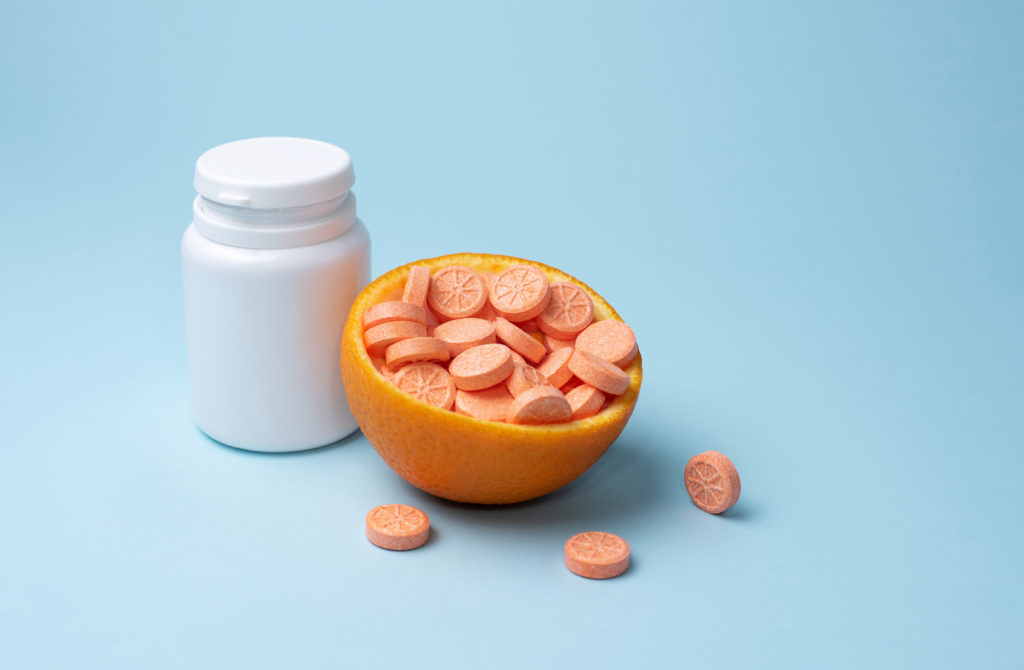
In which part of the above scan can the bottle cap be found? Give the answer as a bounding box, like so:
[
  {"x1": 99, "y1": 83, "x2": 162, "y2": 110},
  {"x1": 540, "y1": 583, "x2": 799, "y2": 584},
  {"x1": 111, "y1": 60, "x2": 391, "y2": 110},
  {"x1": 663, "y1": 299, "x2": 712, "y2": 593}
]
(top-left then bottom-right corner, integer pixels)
[{"x1": 194, "y1": 137, "x2": 355, "y2": 209}]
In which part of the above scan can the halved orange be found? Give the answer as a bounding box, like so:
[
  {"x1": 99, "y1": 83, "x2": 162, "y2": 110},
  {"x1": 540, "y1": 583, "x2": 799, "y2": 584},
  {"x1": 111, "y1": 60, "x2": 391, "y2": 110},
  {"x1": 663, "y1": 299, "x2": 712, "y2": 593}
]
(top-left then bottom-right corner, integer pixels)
[{"x1": 339, "y1": 253, "x2": 643, "y2": 504}]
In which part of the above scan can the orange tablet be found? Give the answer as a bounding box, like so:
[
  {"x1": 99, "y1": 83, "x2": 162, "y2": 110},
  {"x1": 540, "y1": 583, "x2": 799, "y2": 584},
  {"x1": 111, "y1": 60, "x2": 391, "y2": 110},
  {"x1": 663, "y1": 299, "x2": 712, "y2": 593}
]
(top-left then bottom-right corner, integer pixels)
[
  {"x1": 575, "y1": 320, "x2": 637, "y2": 368},
  {"x1": 366, "y1": 504, "x2": 430, "y2": 551},
  {"x1": 449, "y1": 343, "x2": 514, "y2": 391},
  {"x1": 393, "y1": 362, "x2": 456, "y2": 410},
  {"x1": 537, "y1": 281, "x2": 594, "y2": 339},
  {"x1": 684, "y1": 451, "x2": 741, "y2": 514},
  {"x1": 506, "y1": 385, "x2": 571, "y2": 424},
  {"x1": 488, "y1": 264, "x2": 551, "y2": 322},
  {"x1": 564, "y1": 531, "x2": 630, "y2": 579},
  {"x1": 428, "y1": 265, "x2": 488, "y2": 320}
]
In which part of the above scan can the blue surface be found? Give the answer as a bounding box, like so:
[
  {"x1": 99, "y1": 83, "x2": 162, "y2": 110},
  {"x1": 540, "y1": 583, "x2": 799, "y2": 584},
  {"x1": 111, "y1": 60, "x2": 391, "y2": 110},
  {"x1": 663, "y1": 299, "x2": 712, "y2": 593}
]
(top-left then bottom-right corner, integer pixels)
[{"x1": 2, "y1": 1, "x2": 1023, "y2": 667}]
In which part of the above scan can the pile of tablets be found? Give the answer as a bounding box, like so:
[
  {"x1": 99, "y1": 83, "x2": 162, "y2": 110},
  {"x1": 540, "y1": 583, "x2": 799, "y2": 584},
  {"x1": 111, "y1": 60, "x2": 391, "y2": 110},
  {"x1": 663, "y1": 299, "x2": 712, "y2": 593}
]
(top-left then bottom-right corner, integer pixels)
[{"x1": 362, "y1": 263, "x2": 637, "y2": 424}]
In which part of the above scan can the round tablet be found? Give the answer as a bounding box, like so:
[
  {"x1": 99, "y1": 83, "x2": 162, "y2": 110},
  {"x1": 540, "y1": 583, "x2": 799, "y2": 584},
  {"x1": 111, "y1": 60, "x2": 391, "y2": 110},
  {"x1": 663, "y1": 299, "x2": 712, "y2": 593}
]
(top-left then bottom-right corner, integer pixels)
[
  {"x1": 564, "y1": 531, "x2": 630, "y2": 579},
  {"x1": 428, "y1": 265, "x2": 488, "y2": 320},
  {"x1": 385, "y1": 337, "x2": 450, "y2": 368},
  {"x1": 506, "y1": 385, "x2": 572, "y2": 425},
  {"x1": 567, "y1": 350, "x2": 629, "y2": 396},
  {"x1": 364, "y1": 321, "x2": 427, "y2": 358},
  {"x1": 536, "y1": 347, "x2": 574, "y2": 389},
  {"x1": 449, "y1": 343, "x2": 515, "y2": 391},
  {"x1": 494, "y1": 317, "x2": 547, "y2": 364},
  {"x1": 537, "y1": 281, "x2": 594, "y2": 339},
  {"x1": 565, "y1": 384, "x2": 605, "y2": 420},
  {"x1": 574, "y1": 320, "x2": 638, "y2": 368},
  {"x1": 365, "y1": 504, "x2": 430, "y2": 551},
  {"x1": 684, "y1": 451, "x2": 741, "y2": 514},
  {"x1": 393, "y1": 363, "x2": 456, "y2": 410},
  {"x1": 454, "y1": 385, "x2": 515, "y2": 422},
  {"x1": 401, "y1": 266, "x2": 431, "y2": 307},
  {"x1": 433, "y1": 318, "x2": 496, "y2": 357},
  {"x1": 488, "y1": 264, "x2": 551, "y2": 322},
  {"x1": 505, "y1": 362, "x2": 548, "y2": 397},
  {"x1": 363, "y1": 301, "x2": 427, "y2": 330}
]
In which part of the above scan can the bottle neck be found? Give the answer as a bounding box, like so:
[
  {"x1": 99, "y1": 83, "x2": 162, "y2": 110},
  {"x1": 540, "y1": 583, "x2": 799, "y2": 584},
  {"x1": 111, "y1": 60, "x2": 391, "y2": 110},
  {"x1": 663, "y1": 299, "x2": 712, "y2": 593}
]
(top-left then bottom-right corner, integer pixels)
[{"x1": 192, "y1": 191, "x2": 356, "y2": 249}]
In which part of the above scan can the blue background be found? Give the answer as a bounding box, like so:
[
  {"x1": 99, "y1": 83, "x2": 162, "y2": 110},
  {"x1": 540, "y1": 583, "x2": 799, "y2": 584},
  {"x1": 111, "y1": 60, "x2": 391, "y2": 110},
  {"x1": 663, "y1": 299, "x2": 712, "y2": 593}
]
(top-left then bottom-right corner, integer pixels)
[{"x1": 2, "y1": 1, "x2": 1022, "y2": 667}]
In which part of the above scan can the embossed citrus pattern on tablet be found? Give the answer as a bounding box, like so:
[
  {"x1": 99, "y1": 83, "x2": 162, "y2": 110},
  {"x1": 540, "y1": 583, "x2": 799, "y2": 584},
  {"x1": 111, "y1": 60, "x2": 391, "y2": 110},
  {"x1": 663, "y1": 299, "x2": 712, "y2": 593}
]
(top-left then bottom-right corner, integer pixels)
[
  {"x1": 566, "y1": 531, "x2": 628, "y2": 563},
  {"x1": 393, "y1": 363, "x2": 455, "y2": 409},
  {"x1": 538, "y1": 281, "x2": 594, "y2": 338},
  {"x1": 686, "y1": 460, "x2": 725, "y2": 509},
  {"x1": 492, "y1": 265, "x2": 547, "y2": 311},
  {"x1": 429, "y1": 266, "x2": 486, "y2": 318},
  {"x1": 369, "y1": 504, "x2": 427, "y2": 535}
]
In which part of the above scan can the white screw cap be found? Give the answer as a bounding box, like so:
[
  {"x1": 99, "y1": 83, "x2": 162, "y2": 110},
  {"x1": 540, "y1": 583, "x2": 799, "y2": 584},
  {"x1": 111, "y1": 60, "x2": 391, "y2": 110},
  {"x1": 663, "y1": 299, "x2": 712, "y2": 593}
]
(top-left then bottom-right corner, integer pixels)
[{"x1": 194, "y1": 137, "x2": 355, "y2": 210}]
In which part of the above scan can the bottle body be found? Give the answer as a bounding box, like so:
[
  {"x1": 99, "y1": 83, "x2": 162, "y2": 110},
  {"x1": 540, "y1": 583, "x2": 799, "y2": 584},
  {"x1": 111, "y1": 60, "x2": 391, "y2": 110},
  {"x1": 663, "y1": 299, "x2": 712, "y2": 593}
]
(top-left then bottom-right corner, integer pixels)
[{"x1": 182, "y1": 219, "x2": 370, "y2": 451}]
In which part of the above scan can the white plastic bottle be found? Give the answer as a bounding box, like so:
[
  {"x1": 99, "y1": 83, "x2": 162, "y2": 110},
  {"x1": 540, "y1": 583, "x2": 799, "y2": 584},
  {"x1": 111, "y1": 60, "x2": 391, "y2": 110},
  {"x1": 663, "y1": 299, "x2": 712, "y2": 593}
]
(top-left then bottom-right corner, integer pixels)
[{"x1": 182, "y1": 137, "x2": 370, "y2": 452}]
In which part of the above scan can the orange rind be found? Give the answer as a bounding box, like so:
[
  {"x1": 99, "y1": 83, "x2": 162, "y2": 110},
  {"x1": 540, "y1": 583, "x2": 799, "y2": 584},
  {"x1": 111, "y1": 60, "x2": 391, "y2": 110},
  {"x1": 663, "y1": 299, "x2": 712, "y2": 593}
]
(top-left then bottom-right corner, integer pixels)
[{"x1": 340, "y1": 253, "x2": 642, "y2": 504}]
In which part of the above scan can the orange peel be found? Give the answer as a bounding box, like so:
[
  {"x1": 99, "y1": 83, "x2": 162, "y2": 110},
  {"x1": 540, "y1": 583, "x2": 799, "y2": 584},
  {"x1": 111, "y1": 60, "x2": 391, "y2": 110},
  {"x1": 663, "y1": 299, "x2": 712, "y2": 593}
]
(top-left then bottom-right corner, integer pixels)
[{"x1": 340, "y1": 253, "x2": 642, "y2": 504}]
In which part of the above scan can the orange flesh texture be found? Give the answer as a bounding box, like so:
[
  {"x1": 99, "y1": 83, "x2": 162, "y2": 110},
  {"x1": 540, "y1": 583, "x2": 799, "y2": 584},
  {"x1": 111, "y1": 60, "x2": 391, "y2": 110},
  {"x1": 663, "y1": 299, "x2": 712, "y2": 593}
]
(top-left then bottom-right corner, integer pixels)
[{"x1": 340, "y1": 253, "x2": 642, "y2": 504}]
